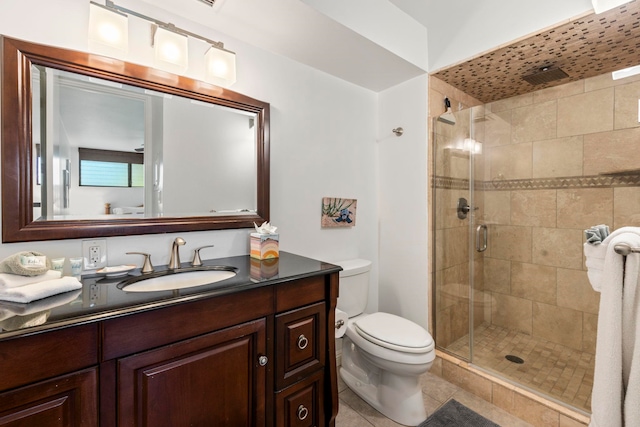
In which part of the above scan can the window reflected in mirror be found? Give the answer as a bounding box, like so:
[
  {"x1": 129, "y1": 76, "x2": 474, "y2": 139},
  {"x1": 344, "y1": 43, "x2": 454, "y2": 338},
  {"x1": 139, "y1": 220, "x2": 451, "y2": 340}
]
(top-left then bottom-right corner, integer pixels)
[{"x1": 31, "y1": 66, "x2": 258, "y2": 221}]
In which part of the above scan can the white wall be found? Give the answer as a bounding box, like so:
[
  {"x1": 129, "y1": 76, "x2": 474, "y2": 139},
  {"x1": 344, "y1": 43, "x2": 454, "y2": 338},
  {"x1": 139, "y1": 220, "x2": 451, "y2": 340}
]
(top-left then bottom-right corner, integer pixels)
[
  {"x1": 0, "y1": 0, "x2": 379, "y2": 284},
  {"x1": 377, "y1": 74, "x2": 429, "y2": 329}
]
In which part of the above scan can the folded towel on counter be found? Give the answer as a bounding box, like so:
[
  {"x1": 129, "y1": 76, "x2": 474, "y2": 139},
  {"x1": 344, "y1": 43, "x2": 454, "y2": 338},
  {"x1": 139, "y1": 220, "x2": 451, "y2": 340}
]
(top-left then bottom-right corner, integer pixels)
[
  {"x1": 0, "y1": 276, "x2": 81, "y2": 304},
  {"x1": 585, "y1": 224, "x2": 610, "y2": 245},
  {"x1": 0, "y1": 270, "x2": 62, "y2": 288},
  {"x1": 0, "y1": 288, "x2": 81, "y2": 330},
  {"x1": 0, "y1": 288, "x2": 81, "y2": 318},
  {"x1": 0, "y1": 251, "x2": 51, "y2": 276}
]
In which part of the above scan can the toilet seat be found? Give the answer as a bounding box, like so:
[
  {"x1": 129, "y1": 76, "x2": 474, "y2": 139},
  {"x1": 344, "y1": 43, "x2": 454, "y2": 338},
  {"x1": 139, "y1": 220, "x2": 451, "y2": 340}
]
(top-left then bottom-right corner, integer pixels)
[{"x1": 354, "y1": 312, "x2": 434, "y2": 354}]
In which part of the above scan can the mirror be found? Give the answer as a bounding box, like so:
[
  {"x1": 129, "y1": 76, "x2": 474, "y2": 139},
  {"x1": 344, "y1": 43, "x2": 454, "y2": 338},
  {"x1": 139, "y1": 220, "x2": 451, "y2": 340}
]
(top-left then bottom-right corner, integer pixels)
[{"x1": 2, "y1": 37, "x2": 270, "y2": 242}]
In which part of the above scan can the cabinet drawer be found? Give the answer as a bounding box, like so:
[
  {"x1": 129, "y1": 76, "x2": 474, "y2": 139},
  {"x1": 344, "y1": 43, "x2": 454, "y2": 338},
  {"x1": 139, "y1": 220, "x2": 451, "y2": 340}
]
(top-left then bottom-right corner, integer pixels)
[
  {"x1": 0, "y1": 324, "x2": 98, "y2": 392},
  {"x1": 276, "y1": 302, "x2": 326, "y2": 389},
  {"x1": 275, "y1": 371, "x2": 324, "y2": 427}
]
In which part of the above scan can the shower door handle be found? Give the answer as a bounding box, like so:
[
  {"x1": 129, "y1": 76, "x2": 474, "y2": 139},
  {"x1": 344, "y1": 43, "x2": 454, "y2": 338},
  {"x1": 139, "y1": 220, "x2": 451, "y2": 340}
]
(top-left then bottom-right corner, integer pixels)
[{"x1": 476, "y1": 224, "x2": 487, "y2": 252}]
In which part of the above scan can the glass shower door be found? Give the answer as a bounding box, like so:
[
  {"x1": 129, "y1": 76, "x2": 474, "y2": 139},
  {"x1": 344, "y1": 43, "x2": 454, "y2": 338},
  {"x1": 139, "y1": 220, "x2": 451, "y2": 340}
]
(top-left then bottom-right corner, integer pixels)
[{"x1": 432, "y1": 105, "x2": 487, "y2": 361}]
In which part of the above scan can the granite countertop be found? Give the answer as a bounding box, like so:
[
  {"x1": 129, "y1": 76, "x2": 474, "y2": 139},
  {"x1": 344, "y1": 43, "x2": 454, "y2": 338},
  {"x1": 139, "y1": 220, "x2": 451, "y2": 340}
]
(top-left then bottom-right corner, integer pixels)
[{"x1": 0, "y1": 251, "x2": 341, "y2": 341}]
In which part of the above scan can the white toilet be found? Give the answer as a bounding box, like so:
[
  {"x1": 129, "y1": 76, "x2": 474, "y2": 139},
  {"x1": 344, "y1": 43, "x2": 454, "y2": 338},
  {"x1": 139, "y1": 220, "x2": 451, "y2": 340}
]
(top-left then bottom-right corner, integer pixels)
[{"x1": 336, "y1": 259, "x2": 434, "y2": 427}]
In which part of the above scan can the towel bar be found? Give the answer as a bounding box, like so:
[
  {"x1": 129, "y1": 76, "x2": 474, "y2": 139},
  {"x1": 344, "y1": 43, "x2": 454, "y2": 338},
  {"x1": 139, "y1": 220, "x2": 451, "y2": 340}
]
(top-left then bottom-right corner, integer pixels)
[{"x1": 614, "y1": 243, "x2": 640, "y2": 256}]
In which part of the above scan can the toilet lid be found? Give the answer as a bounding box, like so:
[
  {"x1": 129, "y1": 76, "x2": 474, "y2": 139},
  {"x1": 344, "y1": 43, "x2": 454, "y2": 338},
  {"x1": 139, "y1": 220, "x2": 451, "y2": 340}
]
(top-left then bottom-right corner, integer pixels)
[{"x1": 354, "y1": 312, "x2": 434, "y2": 354}]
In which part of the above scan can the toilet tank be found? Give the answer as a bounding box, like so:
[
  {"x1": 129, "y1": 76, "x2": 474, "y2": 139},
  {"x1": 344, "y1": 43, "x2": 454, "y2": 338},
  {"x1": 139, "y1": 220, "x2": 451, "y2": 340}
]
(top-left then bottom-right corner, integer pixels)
[{"x1": 335, "y1": 259, "x2": 372, "y2": 318}]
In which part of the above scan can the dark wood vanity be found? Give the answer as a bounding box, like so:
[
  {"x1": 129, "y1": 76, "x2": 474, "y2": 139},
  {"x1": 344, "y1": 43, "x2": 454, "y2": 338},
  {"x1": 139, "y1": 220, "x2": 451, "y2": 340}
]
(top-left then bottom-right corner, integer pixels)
[{"x1": 0, "y1": 252, "x2": 340, "y2": 426}]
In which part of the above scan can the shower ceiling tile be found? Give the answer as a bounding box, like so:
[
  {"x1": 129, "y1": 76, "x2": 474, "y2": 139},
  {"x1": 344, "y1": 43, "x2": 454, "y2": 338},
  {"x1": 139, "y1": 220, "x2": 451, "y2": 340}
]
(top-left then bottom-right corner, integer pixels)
[{"x1": 432, "y1": 1, "x2": 640, "y2": 103}]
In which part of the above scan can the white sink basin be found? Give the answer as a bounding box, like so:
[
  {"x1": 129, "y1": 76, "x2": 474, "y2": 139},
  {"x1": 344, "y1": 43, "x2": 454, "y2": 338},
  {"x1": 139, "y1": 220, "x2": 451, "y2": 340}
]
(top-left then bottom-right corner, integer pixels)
[{"x1": 121, "y1": 269, "x2": 236, "y2": 292}]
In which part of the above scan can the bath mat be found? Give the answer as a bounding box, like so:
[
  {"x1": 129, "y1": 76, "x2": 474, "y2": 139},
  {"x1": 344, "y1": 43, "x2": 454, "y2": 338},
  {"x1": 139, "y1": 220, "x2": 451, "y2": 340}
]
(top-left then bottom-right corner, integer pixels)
[{"x1": 420, "y1": 399, "x2": 500, "y2": 427}]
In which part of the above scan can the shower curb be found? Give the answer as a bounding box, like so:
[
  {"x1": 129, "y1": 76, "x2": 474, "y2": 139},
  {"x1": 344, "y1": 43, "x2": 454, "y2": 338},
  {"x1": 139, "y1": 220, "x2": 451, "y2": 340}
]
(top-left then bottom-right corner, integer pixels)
[{"x1": 434, "y1": 350, "x2": 590, "y2": 426}]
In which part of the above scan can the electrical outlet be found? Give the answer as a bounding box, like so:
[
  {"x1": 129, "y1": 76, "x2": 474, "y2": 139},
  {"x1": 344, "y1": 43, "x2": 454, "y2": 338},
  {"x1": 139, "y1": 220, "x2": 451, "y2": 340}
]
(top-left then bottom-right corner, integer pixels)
[{"x1": 82, "y1": 239, "x2": 107, "y2": 270}]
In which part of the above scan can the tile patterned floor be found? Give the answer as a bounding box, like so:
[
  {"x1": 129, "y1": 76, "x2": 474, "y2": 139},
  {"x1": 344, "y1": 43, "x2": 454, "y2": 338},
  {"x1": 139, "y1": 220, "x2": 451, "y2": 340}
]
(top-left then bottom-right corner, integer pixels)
[
  {"x1": 446, "y1": 323, "x2": 594, "y2": 412},
  {"x1": 335, "y1": 371, "x2": 533, "y2": 427}
]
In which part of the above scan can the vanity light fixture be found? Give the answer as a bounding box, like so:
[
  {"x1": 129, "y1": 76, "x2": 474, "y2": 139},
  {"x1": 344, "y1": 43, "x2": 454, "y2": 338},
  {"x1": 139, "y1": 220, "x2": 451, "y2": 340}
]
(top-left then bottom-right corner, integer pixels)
[
  {"x1": 204, "y1": 44, "x2": 236, "y2": 86},
  {"x1": 591, "y1": 0, "x2": 632, "y2": 14},
  {"x1": 88, "y1": 1, "x2": 128, "y2": 53},
  {"x1": 87, "y1": 1, "x2": 236, "y2": 86},
  {"x1": 152, "y1": 24, "x2": 189, "y2": 74},
  {"x1": 611, "y1": 64, "x2": 640, "y2": 80}
]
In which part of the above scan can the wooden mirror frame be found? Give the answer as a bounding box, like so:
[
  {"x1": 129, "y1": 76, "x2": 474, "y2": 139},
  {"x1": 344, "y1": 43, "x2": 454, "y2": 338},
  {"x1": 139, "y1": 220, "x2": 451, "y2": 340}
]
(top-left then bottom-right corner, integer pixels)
[{"x1": 1, "y1": 37, "x2": 270, "y2": 242}]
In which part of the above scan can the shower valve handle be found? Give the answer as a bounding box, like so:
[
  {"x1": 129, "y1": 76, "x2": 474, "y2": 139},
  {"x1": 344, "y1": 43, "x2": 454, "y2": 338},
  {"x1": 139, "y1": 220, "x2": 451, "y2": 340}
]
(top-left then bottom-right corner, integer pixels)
[{"x1": 457, "y1": 197, "x2": 478, "y2": 219}]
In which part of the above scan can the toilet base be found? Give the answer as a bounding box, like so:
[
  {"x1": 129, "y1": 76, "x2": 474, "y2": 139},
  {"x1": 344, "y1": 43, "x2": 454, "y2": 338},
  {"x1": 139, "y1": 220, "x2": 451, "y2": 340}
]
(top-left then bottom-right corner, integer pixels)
[{"x1": 340, "y1": 367, "x2": 426, "y2": 426}]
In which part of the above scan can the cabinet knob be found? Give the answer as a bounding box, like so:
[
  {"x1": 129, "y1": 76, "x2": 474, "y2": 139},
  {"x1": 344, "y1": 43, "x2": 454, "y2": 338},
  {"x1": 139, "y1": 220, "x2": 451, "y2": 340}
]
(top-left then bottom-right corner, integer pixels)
[
  {"x1": 258, "y1": 355, "x2": 268, "y2": 366},
  {"x1": 297, "y1": 404, "x2": 309, "y2": 421},
  {"x1": 297, "y1": 334, "x2": 309, "y2": 350}
]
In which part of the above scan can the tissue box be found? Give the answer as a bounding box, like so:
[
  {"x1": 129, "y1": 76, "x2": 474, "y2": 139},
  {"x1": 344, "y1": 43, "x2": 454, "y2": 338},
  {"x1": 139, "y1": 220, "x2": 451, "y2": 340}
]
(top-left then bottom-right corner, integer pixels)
[{"x1": 250, "y1": 233, "x2": 279, "y2": 260}]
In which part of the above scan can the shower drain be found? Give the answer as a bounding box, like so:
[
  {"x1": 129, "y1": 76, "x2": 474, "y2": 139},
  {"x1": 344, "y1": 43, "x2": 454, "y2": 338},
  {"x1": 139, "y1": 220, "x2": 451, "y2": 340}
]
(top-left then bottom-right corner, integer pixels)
[{"x1": 505, "y1": 354, "x2": 525, "y2": 364}]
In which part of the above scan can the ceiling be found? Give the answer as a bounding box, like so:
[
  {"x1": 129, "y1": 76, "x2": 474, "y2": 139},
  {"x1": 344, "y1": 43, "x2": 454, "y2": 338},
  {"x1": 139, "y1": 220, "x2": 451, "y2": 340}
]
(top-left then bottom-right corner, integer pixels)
[
  {"x1": 134, "y1": 0, "x2": 427, "y2": 92},
  {"x1": 431, "y1": 1, "x2": 640, "y2": 103}
]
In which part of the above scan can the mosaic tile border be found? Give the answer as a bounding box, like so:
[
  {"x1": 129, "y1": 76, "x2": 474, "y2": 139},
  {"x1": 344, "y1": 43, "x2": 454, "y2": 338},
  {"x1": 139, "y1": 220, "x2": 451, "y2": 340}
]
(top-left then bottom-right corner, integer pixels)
[{"x1": 433, "y1": 173, "x2": 640, "y2": 191}]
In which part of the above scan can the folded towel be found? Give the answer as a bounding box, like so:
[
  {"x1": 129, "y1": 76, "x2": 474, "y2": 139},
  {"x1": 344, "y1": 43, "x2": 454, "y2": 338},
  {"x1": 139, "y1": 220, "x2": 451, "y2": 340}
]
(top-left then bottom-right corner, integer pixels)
[
  {"x1": 0, "y1": 251, "x2": 51, "y2": 276},
  {"x1": 0, "y1": 288, "x2": 81, "y2": 318},
  {"x1": 0, "y1": 270, "x2": 62, "y2": 288},
  {"x1": 585, "y1": 224, "x2": 610, "y2": 245},
  {"x1": 0, "y1": 288, "x2": 81, "y2": 330},
  {"x1": 0, "y1": 277, "x2": 81, "y2": 304}
]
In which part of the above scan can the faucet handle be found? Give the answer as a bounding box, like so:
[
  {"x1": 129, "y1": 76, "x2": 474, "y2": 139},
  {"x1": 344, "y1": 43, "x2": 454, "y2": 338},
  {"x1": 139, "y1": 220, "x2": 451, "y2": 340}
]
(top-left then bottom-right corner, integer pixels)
[
  {"x1": 192, "y1": 245, "x2": 214, "y2": 267},
  {"x1": 126, "y1": 252, "x2": 154, "y2": 274}
]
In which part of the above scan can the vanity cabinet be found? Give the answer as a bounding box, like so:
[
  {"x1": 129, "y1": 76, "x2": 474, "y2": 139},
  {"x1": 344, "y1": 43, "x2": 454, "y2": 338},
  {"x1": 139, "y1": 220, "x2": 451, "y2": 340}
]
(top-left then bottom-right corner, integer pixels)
[
  {"x1": 0, "y1": 267, "x2": 339, "y2": 427},
  {"x1": 0, "y1": 324, "x2": 99, "y2": 426}
]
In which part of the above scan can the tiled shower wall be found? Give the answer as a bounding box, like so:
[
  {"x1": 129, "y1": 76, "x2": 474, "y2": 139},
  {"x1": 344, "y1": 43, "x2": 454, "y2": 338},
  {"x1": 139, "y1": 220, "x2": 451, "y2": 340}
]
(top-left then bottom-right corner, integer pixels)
[{"x1": 431, "y1": 71, "x2": 640, "y2": 353}]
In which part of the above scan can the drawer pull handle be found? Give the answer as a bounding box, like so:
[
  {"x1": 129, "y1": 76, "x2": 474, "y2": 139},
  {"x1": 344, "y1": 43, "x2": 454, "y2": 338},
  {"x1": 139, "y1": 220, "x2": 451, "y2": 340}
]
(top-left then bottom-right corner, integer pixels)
[
  {"x1": 297, "y1": 404, "x2": 309, "y2": 421},
  {"x1": 297, "y1": 334, "x2": 309, "y2": 350},
  {"x1": 258, "y1": 355, "x2": 268, "y2": 366}
]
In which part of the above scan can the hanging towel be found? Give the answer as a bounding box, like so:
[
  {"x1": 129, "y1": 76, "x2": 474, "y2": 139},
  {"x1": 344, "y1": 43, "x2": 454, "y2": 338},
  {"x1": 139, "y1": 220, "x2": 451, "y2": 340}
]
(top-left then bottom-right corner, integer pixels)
[
  {"x1": 584, "y1": 226, "x2": 640, "y2": 291},
  {"x1": 0, "y1": 276, "x2": 82, "y2": 304},
  {"x1": 589, "y1": 231, "x2": 640, "y2": 427},
  {"x1": 0, "y1": 270, "x2": 62, "y2": 288}
]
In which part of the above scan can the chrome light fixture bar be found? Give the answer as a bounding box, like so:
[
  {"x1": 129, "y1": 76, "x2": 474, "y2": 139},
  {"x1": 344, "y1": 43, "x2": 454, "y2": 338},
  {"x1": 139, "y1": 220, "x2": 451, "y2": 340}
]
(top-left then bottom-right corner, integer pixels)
[{"x1": 88, "y1": 0, "x2": 236, "y2": 86}]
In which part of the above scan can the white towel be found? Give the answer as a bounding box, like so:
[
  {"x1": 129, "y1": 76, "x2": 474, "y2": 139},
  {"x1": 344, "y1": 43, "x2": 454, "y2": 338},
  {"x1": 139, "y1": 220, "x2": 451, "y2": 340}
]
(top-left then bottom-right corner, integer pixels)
[
  {"x1": 0, "y1": 276, "x2": 81, "y2": 304},
  {"x1": 0, "y1": 270, "x2": 62, "y2": 289},
  {"x1": 584, "y1": 226, "x2": 640, "y2": 291},
  {"x1": 590, "y1": 231, "x2": 640, "y2": 427},
  {"x1": 0, "y1": 288, "x2": 81, "y2": 330}
]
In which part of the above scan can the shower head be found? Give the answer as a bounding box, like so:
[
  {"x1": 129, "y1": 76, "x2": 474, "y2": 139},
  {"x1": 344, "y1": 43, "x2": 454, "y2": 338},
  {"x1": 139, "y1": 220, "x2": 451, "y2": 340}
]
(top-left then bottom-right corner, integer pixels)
[
  {"x1": 437, "y1": 97, "x2": 456, "y2": 125},
  {"x1": 522, "y1": 66, "x2": 569, "y2": 85}
]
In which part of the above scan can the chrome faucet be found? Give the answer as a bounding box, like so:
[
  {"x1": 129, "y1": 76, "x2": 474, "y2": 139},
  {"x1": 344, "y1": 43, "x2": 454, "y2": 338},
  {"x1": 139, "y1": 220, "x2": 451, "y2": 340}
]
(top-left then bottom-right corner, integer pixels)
[{"x1": 169, "y1": 237, "x2": 186, "y2": 270}]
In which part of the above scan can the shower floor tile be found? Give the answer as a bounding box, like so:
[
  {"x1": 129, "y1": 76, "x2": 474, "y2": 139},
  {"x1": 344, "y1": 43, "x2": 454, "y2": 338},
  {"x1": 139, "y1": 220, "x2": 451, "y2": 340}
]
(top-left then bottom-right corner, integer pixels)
[{"x1": 447, "y1": 323, "x2": 594, "y2": 412}]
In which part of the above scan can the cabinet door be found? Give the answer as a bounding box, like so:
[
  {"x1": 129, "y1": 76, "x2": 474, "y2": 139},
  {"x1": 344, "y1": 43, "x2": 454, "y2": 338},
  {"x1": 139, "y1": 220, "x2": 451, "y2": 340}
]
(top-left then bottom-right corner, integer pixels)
[
  {"x1": 118, "y1": 318, "x2": 267, "y2": 427},
  {"x1": 0, "y1": 368, "x2": 98, "y2": 427}
]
